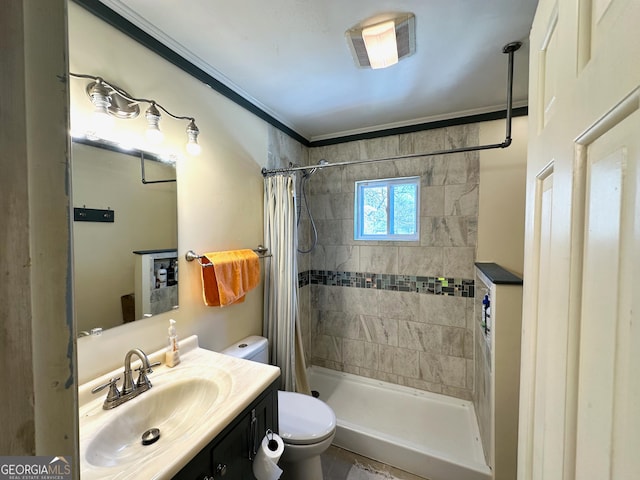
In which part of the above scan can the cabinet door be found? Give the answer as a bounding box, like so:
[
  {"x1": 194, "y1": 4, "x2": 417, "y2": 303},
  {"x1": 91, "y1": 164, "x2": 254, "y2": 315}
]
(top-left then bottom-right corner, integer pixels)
[
  {"x1": 248, "y1": 388, "x2": 278, "y2": 461},
  {"x1": 172, "y1": 382, "x2": 279, "y2": 480},
  {"x1": 211, "y1": 413, "x2": 252, "y2": 480}
]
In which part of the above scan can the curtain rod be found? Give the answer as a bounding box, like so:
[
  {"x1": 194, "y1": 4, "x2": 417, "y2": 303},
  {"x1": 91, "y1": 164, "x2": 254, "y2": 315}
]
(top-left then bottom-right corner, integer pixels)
[{"x1": 262, "y1": 41, "x2": 522, "y2": 177}]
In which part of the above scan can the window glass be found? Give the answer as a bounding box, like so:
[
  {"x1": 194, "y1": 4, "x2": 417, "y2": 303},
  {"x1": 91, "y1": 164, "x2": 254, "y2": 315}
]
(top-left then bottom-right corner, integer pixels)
[{"x1": 355, "y1": 176, "x2": 420, "y2": 241}]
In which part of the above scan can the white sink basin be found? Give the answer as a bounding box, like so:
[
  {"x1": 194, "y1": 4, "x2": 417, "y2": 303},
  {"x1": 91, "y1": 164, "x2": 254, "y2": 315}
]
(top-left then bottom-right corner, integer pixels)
[
  {"x1": 85, "y1": 376, "x2": 223, "y2": 468},
  {"x1": 78, "y1": 337, "x2": 280, "y2": 480}
]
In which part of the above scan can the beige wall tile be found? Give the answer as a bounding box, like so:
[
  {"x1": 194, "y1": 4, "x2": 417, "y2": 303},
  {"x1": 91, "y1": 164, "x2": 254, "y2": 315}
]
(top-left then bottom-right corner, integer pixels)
[
  {"x1": 325, "y1": 245, "x2": 360, "y2": 272},
  {"x1": 445, "y1": 184, "x2": 479, "y2": 216},
  {"x1": 419, "y1": 294, "x2": 467, "y2": 327},
  {"x1": 359, "y1": 315, "x2": 399, "y2": 346},
  {"x1": 378, "y1": 290, "x2": 419, "y2": 321},
  {"x1": 360, "y1": 245, "x2": 399, "y2": 274},
  {"x1": 398, "y1": 246, "x2": 444, "y2": 277}
]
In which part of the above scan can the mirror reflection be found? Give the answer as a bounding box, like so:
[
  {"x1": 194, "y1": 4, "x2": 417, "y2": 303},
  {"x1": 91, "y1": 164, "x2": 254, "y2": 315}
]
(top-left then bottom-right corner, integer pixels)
[{"x1": 72, "y1": 139, "x2": 178, "y2": 333}]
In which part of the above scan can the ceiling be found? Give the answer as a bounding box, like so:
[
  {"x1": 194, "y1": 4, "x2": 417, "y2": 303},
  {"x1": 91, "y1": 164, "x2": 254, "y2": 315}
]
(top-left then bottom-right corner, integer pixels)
[{"x1": 96, "y1": 0, "x2": 538, "y2": 143}]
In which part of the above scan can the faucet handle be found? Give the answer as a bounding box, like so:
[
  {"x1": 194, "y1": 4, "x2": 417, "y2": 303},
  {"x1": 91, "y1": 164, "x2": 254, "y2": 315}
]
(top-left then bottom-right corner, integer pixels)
[
  {"x1": 136, "y1": 362, "x2": 160, "y2": 388},
  {"x1": 91, "y1": 377, "x2": 121, "y2": 403},
  {"x1": 147, "y1": 361, "x2": 161, "y2": 374}
]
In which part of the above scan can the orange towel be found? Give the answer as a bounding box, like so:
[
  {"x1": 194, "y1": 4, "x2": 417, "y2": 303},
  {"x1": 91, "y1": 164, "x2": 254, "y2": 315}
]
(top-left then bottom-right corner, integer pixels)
[{"x1": 201, "y1": 249, "x2": 260, "y2": 307}]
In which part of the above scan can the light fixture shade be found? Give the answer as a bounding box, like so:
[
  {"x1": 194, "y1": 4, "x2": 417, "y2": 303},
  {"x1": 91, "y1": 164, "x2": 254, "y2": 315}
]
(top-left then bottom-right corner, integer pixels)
[
  {"x1": 88, "y1": 81, "x2": 111, "y2": 116},
  {"x1": 185, "y1": 119, "x2": 201, "y2": 155},
  {"x1": 346, "y1": 13, "x2": 416, "y2": 69},
  {"x1": 86, "y1": 81, "x2": 114, "y2": 137},
  {"x1": 362, "y1": 20, "x2": 398, "y2": 69},
  {"x1": 145, "y1": 103, "x2": 164, "y2": 144}
]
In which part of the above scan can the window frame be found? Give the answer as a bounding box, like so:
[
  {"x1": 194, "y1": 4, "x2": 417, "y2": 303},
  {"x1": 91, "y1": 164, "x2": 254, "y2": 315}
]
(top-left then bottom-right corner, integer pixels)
[{"x1": 354, "y1": 176, "x2": 420, "y2": 241}]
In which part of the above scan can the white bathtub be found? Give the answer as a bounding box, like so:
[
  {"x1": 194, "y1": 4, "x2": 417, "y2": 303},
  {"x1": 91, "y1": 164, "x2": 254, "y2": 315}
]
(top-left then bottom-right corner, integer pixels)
[{"x1": 308, "y1": 366, "x2": 491, "y2": 480}]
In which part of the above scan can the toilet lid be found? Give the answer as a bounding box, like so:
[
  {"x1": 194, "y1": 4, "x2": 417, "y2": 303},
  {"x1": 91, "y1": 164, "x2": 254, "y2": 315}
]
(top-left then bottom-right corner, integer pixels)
[{"x1": 277, "y1": 391, "x2": 336, "y2": 445}]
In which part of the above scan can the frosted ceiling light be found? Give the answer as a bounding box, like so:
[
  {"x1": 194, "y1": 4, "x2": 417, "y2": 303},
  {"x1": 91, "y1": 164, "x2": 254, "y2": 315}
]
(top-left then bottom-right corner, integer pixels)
[
  {"x1": 362, "y1": 20, "x2": 399, "y2": 69},
  {"x1": 347, "y1": 13, "x2": 416, "y2": 69}
]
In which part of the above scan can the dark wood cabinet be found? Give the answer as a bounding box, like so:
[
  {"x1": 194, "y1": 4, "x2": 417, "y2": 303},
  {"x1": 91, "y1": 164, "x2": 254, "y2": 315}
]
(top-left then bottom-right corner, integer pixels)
[{"x1": 173, "y1": 379, "x2": 278, "y2": 480}]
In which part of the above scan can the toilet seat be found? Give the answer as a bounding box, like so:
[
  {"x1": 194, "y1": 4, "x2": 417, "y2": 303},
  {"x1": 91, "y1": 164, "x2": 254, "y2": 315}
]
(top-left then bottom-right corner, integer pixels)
[{"x1": 277, "y1": 391, "x2": 336, "y2": 445}]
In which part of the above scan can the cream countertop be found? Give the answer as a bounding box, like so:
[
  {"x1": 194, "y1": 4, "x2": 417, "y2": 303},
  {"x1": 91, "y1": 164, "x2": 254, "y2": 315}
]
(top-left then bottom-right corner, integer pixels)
[{"x1": 78, "y1": 335, "x2": 280, "y2": 479}]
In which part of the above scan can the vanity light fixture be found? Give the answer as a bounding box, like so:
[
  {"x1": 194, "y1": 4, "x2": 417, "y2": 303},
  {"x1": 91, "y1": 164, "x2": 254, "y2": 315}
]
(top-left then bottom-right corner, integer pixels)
[
  {"x1": 346, "y1": 13, "x2": 416, "y2": 69},
  {"x1": 70, "y1": 72, "x2": 201, "y2": 155}
]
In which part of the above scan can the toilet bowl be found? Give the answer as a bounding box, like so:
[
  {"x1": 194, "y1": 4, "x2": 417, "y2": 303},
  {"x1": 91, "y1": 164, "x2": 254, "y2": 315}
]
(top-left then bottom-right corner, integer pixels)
[
  {"x1": 277, "y1": 390, "x2": 336, "y2": 479},
  {"x1": 222, "y1": 336, "x2": 336, "y2": 480}
]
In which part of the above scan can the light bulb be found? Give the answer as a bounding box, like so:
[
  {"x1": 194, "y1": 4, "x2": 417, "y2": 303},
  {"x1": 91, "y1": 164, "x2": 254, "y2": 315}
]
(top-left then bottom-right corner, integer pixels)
[
  {"x1": 145, "y1": 126, "x2": 164, "y2": 144},
  {"x1": 186, "y1": 141, "x2": 201, "y2": 156},
  {"x1": 89, "y1": 110, "x2": 114, "y2": 136},
  {"x1": 145, "y1": 103, "x2": 164, "y2": 144},
  {"x1": 187, "y1": 118, "x2": 202, "y2": 155},
  {"x1": 87, "y1": 79, "x2": 114, "y2": 137},
  {"x1": 185, "y1": 119, "x2": 201, "y2": 155}
]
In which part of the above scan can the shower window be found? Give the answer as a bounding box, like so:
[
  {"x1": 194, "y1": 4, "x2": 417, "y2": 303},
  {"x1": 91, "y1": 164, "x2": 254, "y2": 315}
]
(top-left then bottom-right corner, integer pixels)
[{"x1": 354, "y1": 176, "x2": 420, "y2": 241}]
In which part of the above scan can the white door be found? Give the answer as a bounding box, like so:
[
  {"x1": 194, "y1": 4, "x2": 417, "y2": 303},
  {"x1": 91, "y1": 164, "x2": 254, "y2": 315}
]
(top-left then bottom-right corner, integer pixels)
[{"x1": 519, "y1": 1, "x2": 640, "y2": 479}]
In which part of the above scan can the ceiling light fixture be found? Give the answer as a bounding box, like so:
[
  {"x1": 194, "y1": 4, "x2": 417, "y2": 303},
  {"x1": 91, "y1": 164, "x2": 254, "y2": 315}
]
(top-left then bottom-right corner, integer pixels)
[
  {"x1": 70, "y1": 73, "x2": 201, "y2": 155},
  {"x1": 361, "y1": 20, "x2": 399, "y2": 69},
  {"x1": 347, "y1": 13, "x2": 416, "y2": 69}
]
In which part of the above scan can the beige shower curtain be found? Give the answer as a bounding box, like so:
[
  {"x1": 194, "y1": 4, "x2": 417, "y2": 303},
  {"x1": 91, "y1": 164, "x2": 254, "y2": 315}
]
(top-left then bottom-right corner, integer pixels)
[{"x1": 263, "y1": 174, "x2": 310, "y2": 394}]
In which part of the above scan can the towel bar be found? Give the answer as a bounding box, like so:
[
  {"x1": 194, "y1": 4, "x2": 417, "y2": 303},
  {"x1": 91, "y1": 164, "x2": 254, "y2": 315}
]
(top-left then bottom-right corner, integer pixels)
[{"x1": 185, "y1": 246, "x2": 271, "y2": 267}]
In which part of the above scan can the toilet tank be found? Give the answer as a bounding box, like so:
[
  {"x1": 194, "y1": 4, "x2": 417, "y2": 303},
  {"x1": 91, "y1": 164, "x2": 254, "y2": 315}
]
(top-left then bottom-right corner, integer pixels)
[{"x1": 221, "y1": 335, "x2": 268, "y2": 364}]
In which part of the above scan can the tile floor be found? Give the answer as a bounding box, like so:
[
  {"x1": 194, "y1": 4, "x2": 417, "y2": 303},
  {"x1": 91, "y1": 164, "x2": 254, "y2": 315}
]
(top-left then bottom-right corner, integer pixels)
[{"x1": 321, "y1": 445, "x2": 429, "y2": 480}]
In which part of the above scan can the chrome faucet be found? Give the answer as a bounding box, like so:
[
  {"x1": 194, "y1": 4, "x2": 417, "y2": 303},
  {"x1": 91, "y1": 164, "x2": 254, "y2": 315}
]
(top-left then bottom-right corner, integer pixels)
[{"x1": 91, "y1": 348, "x2": 160, "y2": 410}]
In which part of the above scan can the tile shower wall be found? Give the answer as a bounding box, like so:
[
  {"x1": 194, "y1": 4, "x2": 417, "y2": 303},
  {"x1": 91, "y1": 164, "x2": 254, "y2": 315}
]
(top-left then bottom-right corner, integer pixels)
[
  {"x1": 304, "y1": 124, "x2": 480, "y2": 400},
  {"x1": 268, "y1": 123, "x2": 481, "y2": 400}
]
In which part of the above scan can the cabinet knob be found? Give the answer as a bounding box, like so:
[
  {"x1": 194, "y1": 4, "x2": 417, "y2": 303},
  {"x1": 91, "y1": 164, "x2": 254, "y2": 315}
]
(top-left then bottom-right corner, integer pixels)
[{"x1": 215, "y1": 463, "x2": 227, "y2": 477}]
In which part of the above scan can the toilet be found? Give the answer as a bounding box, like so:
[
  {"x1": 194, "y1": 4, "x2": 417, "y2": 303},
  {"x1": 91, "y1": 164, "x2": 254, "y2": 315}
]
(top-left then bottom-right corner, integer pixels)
[{"x1": 222, "y1": 336, "x2": 336, "y2": 480}]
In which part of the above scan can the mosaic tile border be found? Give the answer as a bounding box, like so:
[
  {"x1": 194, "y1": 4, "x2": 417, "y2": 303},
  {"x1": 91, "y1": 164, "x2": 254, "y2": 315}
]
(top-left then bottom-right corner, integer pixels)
[{"x1": 299, "y1": 270, "x2": 474, "y2": 297}]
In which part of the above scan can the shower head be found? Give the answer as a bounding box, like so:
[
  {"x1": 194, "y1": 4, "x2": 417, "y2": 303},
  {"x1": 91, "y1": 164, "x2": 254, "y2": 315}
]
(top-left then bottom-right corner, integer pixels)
[{"x1": 301, "y1": 159, "x2": 329, "y2": 178}]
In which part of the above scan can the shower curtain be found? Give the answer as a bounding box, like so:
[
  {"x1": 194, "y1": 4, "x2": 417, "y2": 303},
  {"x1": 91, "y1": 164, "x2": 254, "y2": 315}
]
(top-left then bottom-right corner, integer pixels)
[{"x1": 263, "y1": 174, "x2": 310, "y2": 394}]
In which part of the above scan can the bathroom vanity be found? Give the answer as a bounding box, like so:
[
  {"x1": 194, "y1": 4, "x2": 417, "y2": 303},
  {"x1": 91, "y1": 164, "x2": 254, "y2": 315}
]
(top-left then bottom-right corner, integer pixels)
[
  {"x1": 78, "y1": 336, "x2": 280, "y2": 479},
  {"x1": 174, "y1": 378, "x2": 278, "y2": 479}
]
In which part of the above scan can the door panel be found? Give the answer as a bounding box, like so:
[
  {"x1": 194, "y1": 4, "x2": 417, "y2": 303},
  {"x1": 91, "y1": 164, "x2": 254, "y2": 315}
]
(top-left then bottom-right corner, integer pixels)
[
  {"x1": 522, "y1": 0, "x2": 640, "y2": 478},
  {"x1": 575, "y1": 110, "x2": 639, "y2": 480}
]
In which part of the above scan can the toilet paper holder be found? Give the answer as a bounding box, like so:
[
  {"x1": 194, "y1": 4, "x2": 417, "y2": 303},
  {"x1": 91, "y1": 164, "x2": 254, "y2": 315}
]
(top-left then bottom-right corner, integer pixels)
[
  {"x1": 252, "y1": 428, "x2": 284, "y2": 480},
  {"x1": 249, "y1": 410, "x2": 280, "y2": 459},
  {"x1": 265, "y1": 429, "x2": 278, "y2": 451}
]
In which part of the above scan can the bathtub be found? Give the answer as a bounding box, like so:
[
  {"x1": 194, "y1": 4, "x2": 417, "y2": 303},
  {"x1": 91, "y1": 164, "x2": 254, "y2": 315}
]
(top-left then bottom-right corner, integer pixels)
[{"x1": 308, "y1": 366, "x2": 491, "y2": 480}]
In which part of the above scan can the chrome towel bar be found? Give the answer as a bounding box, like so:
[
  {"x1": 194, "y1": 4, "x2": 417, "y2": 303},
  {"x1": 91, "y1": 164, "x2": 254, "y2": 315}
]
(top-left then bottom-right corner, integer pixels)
[{"x1": 185, "y1": 246, "x2": 271, "y2": 267}]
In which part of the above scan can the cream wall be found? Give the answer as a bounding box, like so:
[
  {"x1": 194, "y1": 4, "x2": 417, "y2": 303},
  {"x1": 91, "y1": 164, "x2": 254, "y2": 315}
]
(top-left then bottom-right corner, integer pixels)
[
  {"x1": 477, "y1": 116, "x2": 528, "y2": 276},
  {"x1": 70, "y1": 3, "x2": 270, "y2": 383}
]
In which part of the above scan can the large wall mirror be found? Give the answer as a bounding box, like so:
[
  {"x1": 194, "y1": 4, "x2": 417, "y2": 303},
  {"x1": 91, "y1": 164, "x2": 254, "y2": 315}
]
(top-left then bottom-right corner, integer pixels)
[{"x1": 72, "y1": 139, "x2": 178, "y2": 333}]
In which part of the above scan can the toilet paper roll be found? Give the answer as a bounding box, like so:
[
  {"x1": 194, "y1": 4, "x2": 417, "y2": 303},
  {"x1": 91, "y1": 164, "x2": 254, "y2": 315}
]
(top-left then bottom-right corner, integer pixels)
[{"x1": 252, "y1": 432, "x2": 284, "y2": 480}]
